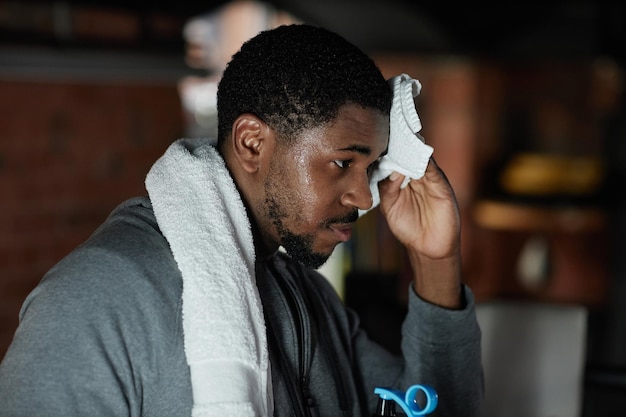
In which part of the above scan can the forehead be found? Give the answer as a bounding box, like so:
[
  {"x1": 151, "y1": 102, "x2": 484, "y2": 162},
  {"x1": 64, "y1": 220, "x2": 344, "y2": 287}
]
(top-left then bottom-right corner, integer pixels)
[{"x1": 301, "y1": 104, "x2": 390, "y2": 156}]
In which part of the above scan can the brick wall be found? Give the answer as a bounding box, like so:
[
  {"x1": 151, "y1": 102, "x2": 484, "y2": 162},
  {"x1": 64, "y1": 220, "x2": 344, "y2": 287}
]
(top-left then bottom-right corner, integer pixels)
[{"x1": 0, "y1": 79, "x2": 184, "y2": 359}]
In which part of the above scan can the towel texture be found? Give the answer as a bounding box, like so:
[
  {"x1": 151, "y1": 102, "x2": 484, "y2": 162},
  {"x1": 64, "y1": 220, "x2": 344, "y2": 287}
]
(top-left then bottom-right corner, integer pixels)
[
  {"x1": 364, "y1": 74, "x2": 434, "y2": 215},
  {"x1": 145, "y1": 138, "x2": 272, "y2": 417}
]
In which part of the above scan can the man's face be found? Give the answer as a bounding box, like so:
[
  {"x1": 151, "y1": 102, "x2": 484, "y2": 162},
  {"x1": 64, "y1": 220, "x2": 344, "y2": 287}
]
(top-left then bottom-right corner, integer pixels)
[{"x1": 261, "y1": 104, "x2": 389, "y2": 269}]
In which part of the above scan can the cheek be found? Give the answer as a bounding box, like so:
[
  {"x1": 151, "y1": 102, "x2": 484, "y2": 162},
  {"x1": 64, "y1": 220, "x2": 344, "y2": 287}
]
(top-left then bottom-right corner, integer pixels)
[
  {"x1": 276, "y1": 151, "x2": 337, "y2": 226},
  {"x1": 293, "y1": 156, "x2": 317, "y2": 205},
  {"x1": 294, "y1": 167, "x2": 336, "y2": 221},
  {"x1": 291, "y1": 150, "x2": 332, "y2": 208},
  {"x1": 266, "y1": 164, "x2": 313, "y2": 224},
  {"x1": 289, "y1": 185, "x2": 320, "y2": 226}
]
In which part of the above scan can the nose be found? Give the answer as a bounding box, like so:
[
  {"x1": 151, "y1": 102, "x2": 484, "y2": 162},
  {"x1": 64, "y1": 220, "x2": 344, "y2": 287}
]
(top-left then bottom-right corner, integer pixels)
[{"x1": 341, "y1": 173, "x2": 373, "y2": 211}]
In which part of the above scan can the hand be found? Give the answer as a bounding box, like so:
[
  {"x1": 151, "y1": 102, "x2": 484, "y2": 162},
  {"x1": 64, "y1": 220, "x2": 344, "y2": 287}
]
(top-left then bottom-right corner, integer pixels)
[
  {"x1": 378, "y1": 157, "x2": 460, "y2": 259},
  {"x1": 377, "y1": 157, "x2": 463, "y2": 308}
]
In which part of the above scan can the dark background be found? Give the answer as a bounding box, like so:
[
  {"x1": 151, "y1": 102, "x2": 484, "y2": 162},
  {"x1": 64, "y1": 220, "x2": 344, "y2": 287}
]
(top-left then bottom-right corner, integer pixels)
[{"x1": 1, "y1": 1, "x2": 626, "y2": 415}]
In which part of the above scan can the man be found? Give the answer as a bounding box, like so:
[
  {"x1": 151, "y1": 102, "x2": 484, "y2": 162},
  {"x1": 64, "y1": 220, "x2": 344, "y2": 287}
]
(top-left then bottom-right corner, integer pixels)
[{"x1": 0, "y1": 24, "x2": 482, "y2": 416}]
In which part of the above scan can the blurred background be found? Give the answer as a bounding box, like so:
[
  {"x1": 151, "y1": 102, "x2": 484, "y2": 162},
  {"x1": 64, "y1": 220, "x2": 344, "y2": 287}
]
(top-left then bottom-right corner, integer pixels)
[{"x1": 0, "y1": 0, "x2": 625, "y2": 415}]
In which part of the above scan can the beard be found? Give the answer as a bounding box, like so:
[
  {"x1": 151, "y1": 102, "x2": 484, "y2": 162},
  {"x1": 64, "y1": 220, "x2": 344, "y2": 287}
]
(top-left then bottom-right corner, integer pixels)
[
  {"x1": 280, "y1": 229, "x2": 330, "y2": 270},
  {"x1": 266, "y1": 192, "x2": 359, "y2": 269},
  {"x1": 266, "y1": 195, "x2": 331, "y2": 269}
]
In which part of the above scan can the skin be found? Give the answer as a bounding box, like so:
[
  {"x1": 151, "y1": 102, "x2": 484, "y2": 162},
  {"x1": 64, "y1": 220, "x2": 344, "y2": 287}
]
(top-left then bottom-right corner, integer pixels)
[{"x1": 222, "y1": 103, "x2": 462, "y2": 309}]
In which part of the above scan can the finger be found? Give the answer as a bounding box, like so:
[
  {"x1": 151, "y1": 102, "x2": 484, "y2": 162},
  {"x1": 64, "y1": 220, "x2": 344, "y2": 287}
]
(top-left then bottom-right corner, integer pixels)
[
  {"x1": 424, "y1": 156, "x2": 439, "y2": 176},
  {"x1": 377, "y1": 171, "x2": 405, "y2": 201},
  {"x1": 424, "y1": 156, "x2": 452, "y2": 185}
]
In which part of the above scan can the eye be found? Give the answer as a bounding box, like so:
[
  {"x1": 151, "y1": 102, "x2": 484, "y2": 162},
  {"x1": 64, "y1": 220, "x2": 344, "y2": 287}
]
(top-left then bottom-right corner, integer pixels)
[{"x1": 334, "y1": 159, "x2": 352, "y2": 169}]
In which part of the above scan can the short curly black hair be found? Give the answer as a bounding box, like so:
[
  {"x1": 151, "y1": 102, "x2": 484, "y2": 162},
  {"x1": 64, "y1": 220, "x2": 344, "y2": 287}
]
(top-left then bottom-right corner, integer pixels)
[{"x1": 216, "y1": 24, "x2": 391, "y2": 146}]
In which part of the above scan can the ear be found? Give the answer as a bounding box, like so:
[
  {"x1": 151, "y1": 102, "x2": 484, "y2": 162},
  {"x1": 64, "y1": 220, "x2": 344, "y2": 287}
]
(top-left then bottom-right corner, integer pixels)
[{"x1": 230, "y1": 113, "x2": 275, "y2": 174}]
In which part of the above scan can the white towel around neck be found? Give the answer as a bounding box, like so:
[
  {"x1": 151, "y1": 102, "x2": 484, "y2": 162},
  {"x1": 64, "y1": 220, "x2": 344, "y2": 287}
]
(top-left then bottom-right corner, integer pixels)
[{"x1": 145, "y1": 137, "x2": 272, "y2": 417}]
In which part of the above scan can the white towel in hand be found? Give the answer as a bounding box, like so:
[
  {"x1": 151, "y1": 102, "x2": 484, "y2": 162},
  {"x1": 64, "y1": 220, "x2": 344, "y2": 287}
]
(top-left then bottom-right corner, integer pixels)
[
  {"x1": 145, "y1": 138, "x2": 272, "y2": 417},
  {"x1": 363, "y1": 74, "x2": 434, "y2": 215}
]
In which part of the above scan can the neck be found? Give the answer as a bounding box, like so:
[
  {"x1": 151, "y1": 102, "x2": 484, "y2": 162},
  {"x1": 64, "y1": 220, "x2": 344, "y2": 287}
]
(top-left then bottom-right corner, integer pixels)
[{"x1": 250, "y1": 219, "x2": 280, "y2": 261}]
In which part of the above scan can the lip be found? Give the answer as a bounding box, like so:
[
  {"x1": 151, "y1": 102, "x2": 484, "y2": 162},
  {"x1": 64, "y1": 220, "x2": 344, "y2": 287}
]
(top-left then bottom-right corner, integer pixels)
[{"x1": 329, "y1": 223, "x2": 354, "y2": 242}]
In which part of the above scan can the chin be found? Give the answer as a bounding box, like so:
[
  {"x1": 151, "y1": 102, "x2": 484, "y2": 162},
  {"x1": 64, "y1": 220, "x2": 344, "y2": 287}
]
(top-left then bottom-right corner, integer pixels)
[
  {"x1": 279, "y1": 230, "x2": 335, "y2": 269},
  {"x1": 285, "y1": 246, "x2": 330, "y2": 270}
]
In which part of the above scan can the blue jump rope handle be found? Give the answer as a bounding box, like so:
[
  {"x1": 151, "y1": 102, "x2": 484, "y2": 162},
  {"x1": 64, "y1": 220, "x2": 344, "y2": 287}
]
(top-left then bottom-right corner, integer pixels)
[{"x1": 374, "y1": 385, "x2": 438, "y2": 416}]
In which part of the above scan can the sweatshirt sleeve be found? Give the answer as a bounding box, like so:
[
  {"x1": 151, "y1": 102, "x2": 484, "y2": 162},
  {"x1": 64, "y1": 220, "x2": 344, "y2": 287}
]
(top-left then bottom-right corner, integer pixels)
[
  {"x1": 355, "y1": 284, "x2": 483, "y2": 417},
  {"x1": 403, "y1": 285, "x2": 483, "y2": 416}
]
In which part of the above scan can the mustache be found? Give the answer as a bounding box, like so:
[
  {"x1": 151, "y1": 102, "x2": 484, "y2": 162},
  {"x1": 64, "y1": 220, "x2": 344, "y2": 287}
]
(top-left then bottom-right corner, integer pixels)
[{"x1": 324, "y1": 210, "x2": 359, "y2": 227}]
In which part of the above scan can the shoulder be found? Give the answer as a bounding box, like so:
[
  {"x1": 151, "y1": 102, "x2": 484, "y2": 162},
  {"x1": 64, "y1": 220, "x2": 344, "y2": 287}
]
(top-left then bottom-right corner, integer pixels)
[
  {"x1": 3, "y1": 197, "x2": 190, "y2": 414},
  {"x1": 23, "y1": 196, "x2": 183, "y2": 337}
]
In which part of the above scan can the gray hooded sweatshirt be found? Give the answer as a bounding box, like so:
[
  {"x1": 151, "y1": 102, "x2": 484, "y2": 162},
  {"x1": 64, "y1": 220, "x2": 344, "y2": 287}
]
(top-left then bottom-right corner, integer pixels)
[{"x1": 0, "y1": 197, "x2": 483, "y2": 416}]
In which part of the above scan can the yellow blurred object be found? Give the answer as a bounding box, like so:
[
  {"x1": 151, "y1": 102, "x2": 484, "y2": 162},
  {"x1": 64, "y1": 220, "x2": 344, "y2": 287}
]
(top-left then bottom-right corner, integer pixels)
[
  {"x1": 499, "y1": 153, "x2": 605, "y2": 196},
  {"x1": 473, "y1": 200, "x2": 606, "y2": 233}
]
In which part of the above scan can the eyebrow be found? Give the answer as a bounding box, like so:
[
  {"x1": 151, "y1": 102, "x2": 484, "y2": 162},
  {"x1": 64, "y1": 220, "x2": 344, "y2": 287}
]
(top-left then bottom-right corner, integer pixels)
[
  {"x1": 337, "y1": 144, "x2": 371, "y2": 156},
  {"x1": 337, "y1": 145, "x2": 388, "y2": 159}
]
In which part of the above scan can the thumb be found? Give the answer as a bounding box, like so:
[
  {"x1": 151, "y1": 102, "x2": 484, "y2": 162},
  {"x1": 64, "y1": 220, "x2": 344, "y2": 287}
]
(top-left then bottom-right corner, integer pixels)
[{"x1": 377, "y1": 171, "x2": 405, "y2": 204}]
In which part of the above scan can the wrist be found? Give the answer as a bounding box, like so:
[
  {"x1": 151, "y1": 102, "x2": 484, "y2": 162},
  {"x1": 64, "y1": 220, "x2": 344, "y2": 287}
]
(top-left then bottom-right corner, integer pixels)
[{"x1": 408, "y1": 249, "x2": 463, "y2": 309}]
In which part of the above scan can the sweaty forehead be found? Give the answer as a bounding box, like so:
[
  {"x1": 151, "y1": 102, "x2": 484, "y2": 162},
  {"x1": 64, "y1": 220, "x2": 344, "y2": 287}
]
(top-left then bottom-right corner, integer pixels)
[
  {"x1": 327, "y1": 105, "x2": 389, "y2": 153},
  {"x1": 279, "y1": 103, "x2": 389, "y2": 160}
]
